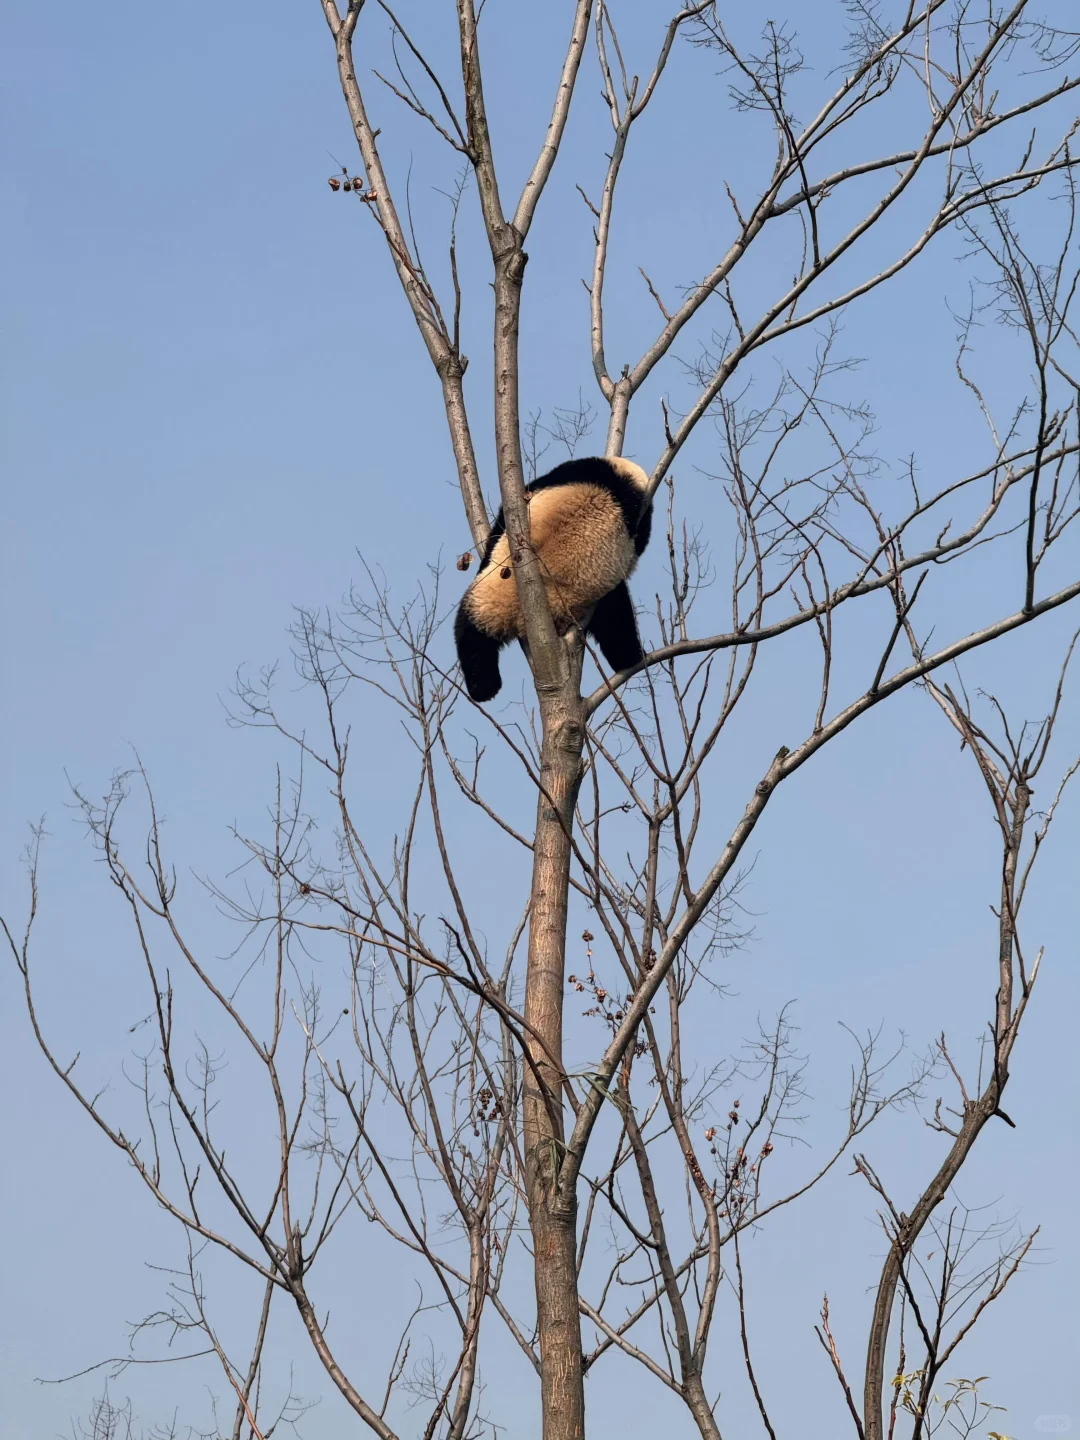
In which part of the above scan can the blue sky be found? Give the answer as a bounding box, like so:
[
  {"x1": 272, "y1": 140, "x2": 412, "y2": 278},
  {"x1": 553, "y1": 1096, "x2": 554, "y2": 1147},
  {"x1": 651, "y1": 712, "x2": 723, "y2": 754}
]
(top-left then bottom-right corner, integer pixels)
[{"x1": 2, "y1": 3, "x2": 1078, "y2": 1438}]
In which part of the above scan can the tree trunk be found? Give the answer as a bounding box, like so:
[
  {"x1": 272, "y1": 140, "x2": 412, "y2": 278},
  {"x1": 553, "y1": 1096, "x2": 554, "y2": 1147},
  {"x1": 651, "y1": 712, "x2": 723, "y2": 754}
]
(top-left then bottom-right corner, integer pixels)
[{"x1": 523, "y1": 685, "x2": 587, "y2": 1440}]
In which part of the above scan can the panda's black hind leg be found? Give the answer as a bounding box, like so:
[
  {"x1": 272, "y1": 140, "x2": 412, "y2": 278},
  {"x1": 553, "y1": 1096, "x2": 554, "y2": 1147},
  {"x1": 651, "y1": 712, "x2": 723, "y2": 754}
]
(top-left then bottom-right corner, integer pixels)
[
  {"x1": 587, "y1": 582, "x2": 644, "y2": 674},
  {"x1": 454, "y1": 604, "x2": 503, "y2": 702}
]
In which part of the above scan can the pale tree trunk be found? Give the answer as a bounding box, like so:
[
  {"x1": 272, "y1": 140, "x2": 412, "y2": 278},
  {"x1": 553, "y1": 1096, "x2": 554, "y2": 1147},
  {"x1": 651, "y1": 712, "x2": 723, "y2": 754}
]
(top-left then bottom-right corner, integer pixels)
[
  {"x1": 454, "y1": 1, "x2": 596, "y2": 1428},
  {"x1": 489, "y1": 217, "x2": 591, "y2": 1440},
  {"x1": 522, "y1": 666, "x2": 588, "y2": 1440}
]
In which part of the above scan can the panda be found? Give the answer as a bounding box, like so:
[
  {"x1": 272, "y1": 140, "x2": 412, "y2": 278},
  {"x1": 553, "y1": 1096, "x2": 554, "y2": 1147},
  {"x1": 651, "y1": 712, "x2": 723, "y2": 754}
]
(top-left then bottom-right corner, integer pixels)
[{"x1": 454, "y1": 455, "x2": 652, "y2": 702}]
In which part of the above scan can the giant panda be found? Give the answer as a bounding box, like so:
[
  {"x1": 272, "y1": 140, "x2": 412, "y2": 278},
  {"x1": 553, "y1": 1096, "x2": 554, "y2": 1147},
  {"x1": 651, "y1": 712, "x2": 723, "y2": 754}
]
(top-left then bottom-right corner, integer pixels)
[{"x1": 454, "y1": 455, "x2": 652, "y2": 702}]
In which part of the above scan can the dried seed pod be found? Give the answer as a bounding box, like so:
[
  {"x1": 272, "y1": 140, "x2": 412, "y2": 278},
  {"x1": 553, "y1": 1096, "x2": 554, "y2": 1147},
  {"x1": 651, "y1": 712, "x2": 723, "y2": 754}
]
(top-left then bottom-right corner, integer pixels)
[
  {"x1": 456, "y1": 551, "x2": 473, "y2": 571},
  {"x1": 328, "y1": 176, "x2": 341, "y2": 191},
  {"x1": 343, "y1": 180, "x2": 352, "y2": 192},
  {"x1": 500, "y1": 566, "x2": 512, "y2": 580}
]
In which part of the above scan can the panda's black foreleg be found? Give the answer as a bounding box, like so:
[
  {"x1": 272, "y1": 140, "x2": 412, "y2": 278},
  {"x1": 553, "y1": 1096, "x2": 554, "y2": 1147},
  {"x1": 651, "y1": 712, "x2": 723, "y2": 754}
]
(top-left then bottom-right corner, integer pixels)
[
  {"x1": 587, "y1": 581, "x2": 645, "y2": 674},
  {"x1": 454, "y1": 603, "x2": 504, "y2": 702}
]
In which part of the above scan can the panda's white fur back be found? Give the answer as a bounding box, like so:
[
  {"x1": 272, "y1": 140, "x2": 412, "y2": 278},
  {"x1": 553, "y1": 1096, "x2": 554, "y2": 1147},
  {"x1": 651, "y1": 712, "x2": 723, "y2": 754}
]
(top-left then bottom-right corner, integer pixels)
[{"x1": 466, "y1": 459, "x2": 647, "y2": 641}]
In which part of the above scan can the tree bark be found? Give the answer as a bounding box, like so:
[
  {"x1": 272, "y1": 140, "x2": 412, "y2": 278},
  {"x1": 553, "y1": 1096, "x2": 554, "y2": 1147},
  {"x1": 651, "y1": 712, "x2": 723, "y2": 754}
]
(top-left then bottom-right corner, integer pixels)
[
  {"x1": 523, "y1": 676, "x2": 588, "y2": 1440},
  {"x1": 456, "y1": 3, "x2": 591, "y2": 1424}
]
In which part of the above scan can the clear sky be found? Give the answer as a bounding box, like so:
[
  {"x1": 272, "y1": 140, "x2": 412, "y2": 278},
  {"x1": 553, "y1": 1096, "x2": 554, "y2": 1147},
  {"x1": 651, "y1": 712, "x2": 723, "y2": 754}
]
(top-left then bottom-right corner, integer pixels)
[{"x1": 2, "y1": 3, "x2": 1078, "y2": 1438}]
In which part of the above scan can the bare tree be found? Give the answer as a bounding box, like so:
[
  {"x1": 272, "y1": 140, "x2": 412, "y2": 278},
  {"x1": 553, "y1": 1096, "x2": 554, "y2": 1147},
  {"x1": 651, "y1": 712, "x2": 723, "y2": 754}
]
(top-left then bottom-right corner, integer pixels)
[{"x1": 6, "y1": 4, "x2": 1080, "y2": 1439}]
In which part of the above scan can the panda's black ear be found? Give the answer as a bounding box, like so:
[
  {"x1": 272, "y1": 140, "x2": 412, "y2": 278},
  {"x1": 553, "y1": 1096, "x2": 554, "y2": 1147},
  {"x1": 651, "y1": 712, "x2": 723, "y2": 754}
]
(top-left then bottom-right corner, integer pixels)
[
  {"x1": 455, "y1": 604, "x2": 503, "y2": 702},
  {"x1": 587, "y1": 582, "x2": 645, "y2": 673}
]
